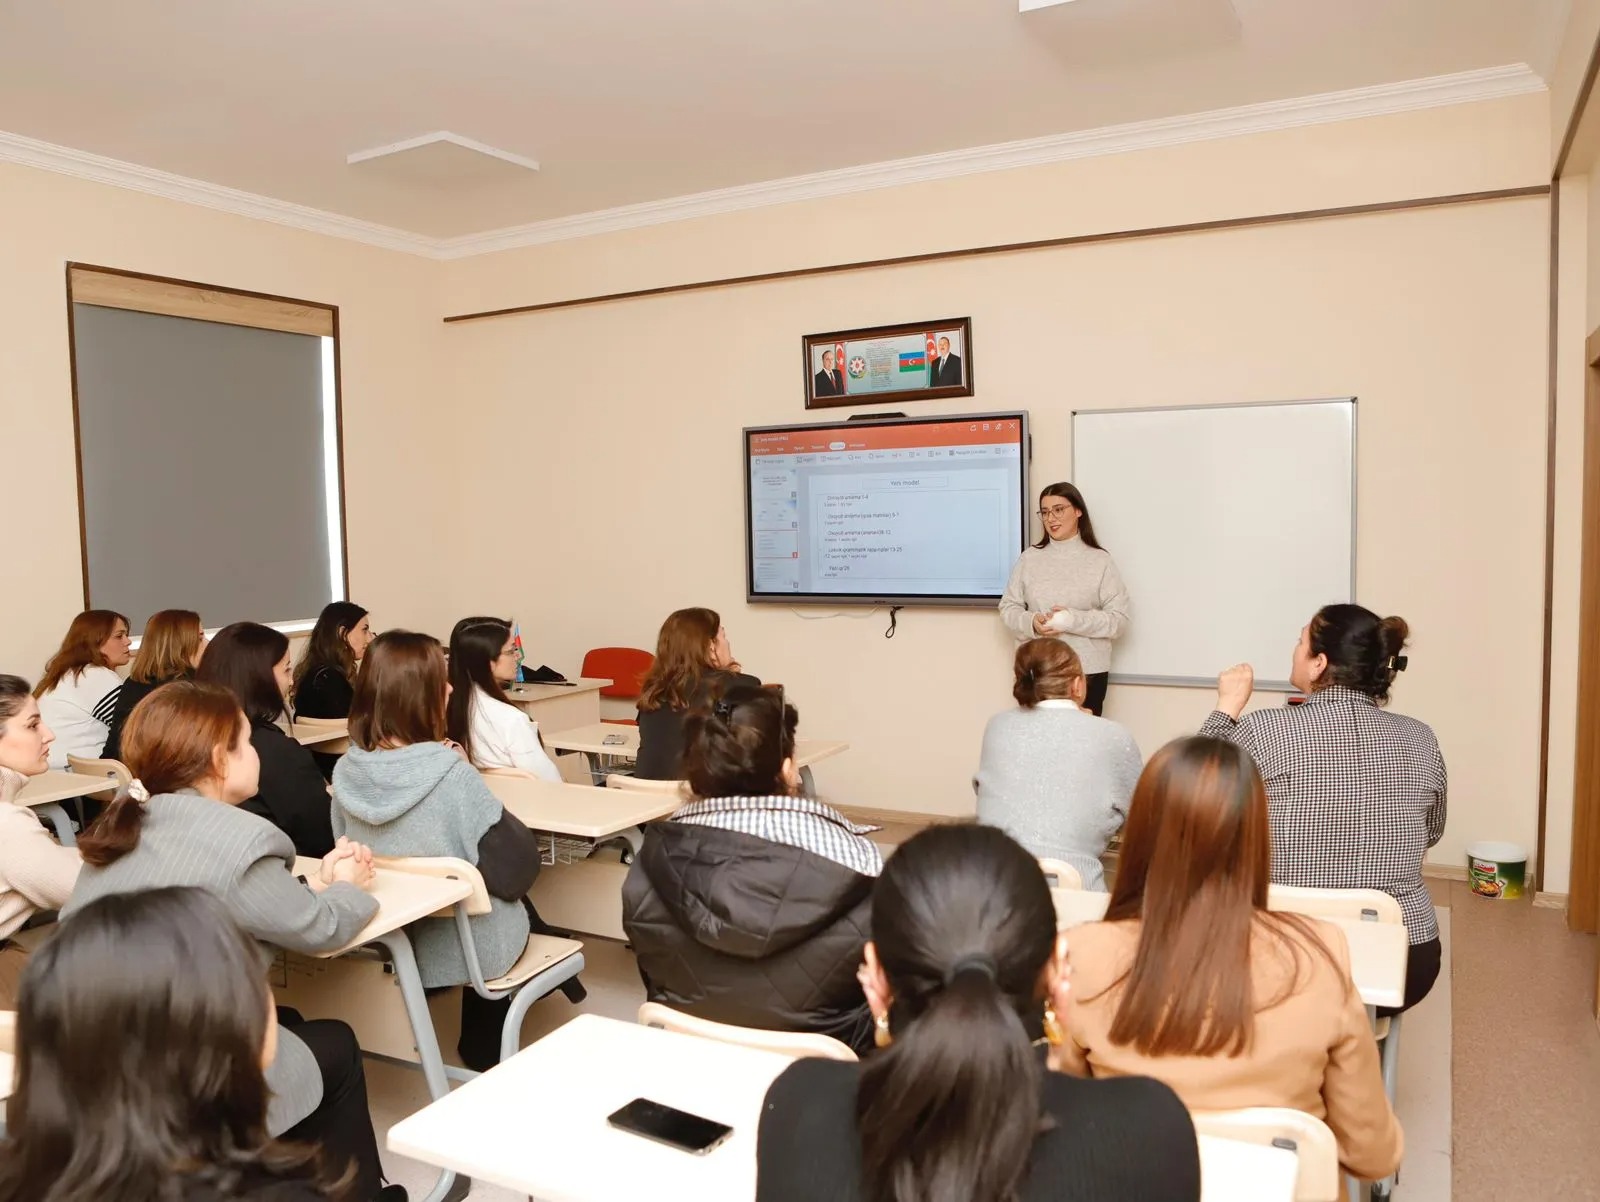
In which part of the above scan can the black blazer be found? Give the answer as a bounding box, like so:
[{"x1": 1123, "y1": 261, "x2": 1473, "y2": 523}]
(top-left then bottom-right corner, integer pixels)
[
  {"x1": 292, "y1": 665, "x2": 354, "y2": 719},
  {"x1": 813, "y1": 367, "x2": 844, "y2": 397},
  {"x1": 242, "y1": 719, "x2": 336, "y2": 858},
  {"x1": 102, "y1": 674, "x2": 187, "y2": 762},
  {"x1": 756, "y1": 1058, "x2": 1200, "y2": 1202},
  {"x1": 929, "y1": 351, "x2": 963, "y2": 387},
  {"x1": 634, "y1": 669, "x2": 761, "y2": 780}
]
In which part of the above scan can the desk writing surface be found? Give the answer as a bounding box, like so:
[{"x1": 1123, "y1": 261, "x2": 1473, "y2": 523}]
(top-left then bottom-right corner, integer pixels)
[
  {"x1": 388, "y1": 1014, "x2": 790, "y2": 1201},
  {"x1": 15, "y1": 771, "x2": 111, "y2": 807},
  {"x1": 545, "y1": 723, "x2": 849, "y2": 769},
  {"x1": 388, "y1": 1014, "x2": 1299, "y2": 1202},
  {"x1": 291, "y1": 857, "x2": 470, "y2": 957},
  {"x1": 0, "y1": 1051, "x2": 11, "y2": 1101},
  {"x1": 290, "y1": 724, "x2": 350, "y2": 747},
  {"x1": 484, "y1": 774, "x2": 681, "y2": 839},
  {"x1": 503, "y1": 679, "x2": 610, "y2": 704}
]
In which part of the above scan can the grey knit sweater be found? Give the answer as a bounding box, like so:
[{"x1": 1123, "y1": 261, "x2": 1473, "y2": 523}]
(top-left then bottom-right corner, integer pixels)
[
  {"x1": 998, "y1": 534, "x2": 1131, "y2": 674},
  {"x1": 332, "y1": 743, "x2": 529, "y2": 988},
  {"x1": 974, "y1": 702, "x2": 1143, "y2": 891}
]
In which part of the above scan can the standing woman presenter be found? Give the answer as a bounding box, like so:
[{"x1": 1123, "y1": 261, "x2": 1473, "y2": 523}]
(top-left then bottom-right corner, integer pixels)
[{"x1": 1000, "y1": 483, "x2": 1130, "y2": 715}]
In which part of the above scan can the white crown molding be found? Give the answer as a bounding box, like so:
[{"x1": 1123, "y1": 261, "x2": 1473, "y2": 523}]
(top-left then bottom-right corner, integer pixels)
[
  {"x1": 435, "y1": 63, "x2": 1544, "y2": 258},
  {"x1": 0, "y1": 129, "x2": 438, "y2": 256},
  {"x1": 0, "y1": 64, "x2": 1545, "y2": 262},
  {"x1": 347, "y1": 130, "x2": 540, "y2": 173}
]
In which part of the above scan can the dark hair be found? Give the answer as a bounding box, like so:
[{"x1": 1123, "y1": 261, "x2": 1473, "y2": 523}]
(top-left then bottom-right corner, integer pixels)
[
  {"x1": 638, "y1": 607, "x2": 721, "y2": 712},
  {"x1": 0, "y1": 887, "x2": 348, "y2": 1202},
  {"x1": 34, "y1": 610, "x2": 129, "y2": 696},
  {"x1": 1031, "y1": 482, "x2": 1104, "y2": 552},
  {"x1": 858, "y1": 824, "x2": 1056, "y2": 1202},
  {"x1": 78, "y1": 681, "x2": 248, "y2": 868},
  {"x1": 1012, "y1": 638, "x2": 1083, "y2": 707},
  {"x1": 128, "y1": 609, "x2": 204, "y2": 685},
  {"x1": 683, "y1": 684, "x2": 796, "y2": 798},
  {"x1": 293, "y1": 601, "x2": 369, "y2": 695},
  {"x1": 348, "y1": 631, "x2": 448, "y2": 751},
  {"x1": 0, "y1": 675, "x2": 32, "y2": 730},
  {"x1": 195, "y1": 622, "x2": 291, "y2": 724},
  {"x1": 1101, "y1": 736, "x2": 1338, "y2": 1057},
  {"x1": 446, "y1": 616, "x2": 514, "y2": 764},
  {"x1": 1306, "y1": 604, "x2": 1410, "y2": 703}
]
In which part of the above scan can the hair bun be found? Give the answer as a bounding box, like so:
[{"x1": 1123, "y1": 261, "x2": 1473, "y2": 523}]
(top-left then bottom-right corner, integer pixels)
[{"x1": 1377, "y1": 615, "x2": 1410, "y2": 656}]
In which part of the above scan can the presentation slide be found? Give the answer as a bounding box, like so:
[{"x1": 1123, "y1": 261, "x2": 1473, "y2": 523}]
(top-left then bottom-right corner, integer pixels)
[{"x1": 746, "y1": 415, "x2": 1026, "y2": 603}]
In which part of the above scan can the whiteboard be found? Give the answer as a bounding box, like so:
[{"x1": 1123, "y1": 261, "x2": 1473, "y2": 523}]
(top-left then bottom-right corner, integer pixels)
[{"x1": 1071, "y1": 399, "x2": 1355, "y2": 688}]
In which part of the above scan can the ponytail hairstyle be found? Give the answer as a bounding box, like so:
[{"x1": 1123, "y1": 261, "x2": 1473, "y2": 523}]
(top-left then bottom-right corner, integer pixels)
[
  {"x1": 1306, "y1": 604, "x2": 1410, "y2": 704},
  {"x1": 445, "y1": 616, "x2": 515, "y2": 764},
  {"x1": 34, "y1": 610, "x2": 130, "y2": 696},
  {"x1": 0, "y1": 886, "x2": 349, "y2": 1202},
  {"x1": 682, "y1": 683, "x2": 796, "y2": 799},
  {"x1": 77, "y1": 681, "x2": 247, "y2": 868},
  {"x1": 858, "y1": 824, "x2": 1056, "y2": 1202},
  {"x1": 1012, "y1": 637, "x2": 1083, "y2": 708},
  {"x1": 1030, "y1": 482, "x2": 1104, "y2": 552}
]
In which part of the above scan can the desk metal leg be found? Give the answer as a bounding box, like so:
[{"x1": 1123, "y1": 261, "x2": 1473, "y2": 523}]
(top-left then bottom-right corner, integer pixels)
[
  {"x1": 800, "y1": 765, "x2": 816, "y2": 798},
  {"x1": 37, "y1": 803, "x2": 75, "y2": 847},
  {"x1": 582, "y1": 750, "x2": 602, "y2": 785},
  {"x1": 374, "y1": 929, "x2": 463, "y2": 1202}
]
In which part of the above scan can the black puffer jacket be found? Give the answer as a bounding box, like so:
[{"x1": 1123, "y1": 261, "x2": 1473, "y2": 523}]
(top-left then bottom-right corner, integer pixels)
[{"x1": 622, "y1": 820, "x2": 876, "y2": 1055}]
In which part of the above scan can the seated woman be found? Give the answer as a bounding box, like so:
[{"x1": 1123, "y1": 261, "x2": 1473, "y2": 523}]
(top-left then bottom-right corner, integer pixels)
[
  {"x1": 975, "y1": 637, "x2": 1142, "y2": 890},
  {"x1": 634, "y1": 607, "x2": 759, "y2": 780},
  {"x1": 0, "y1": 887, "x2": 346, "y2": 1202},
  {"x1": 1202, "y1": 604, "x2": 1446, "y2": 1014},
  {"x1": 198, "y1": 622, "x2": 336, "y2": 857},
  {"x1": 0, "y1": 675, "x2": 82, "y2": 1007},
  {"x1": 63, "y1": 680, "x2": 398, "y2": 1201},
  {"x1": 102, "y1": 608, "x2": 205, "y2": 762},
  {"x1": 34, "y1": 609, "x2": 131, "y2": 768},
  {"x1": 756, "y1": 823, "x2": 1199, "y2": 1202},
  {"x1": 333, "y1": 631, "x2": 555, "y2": 1072},
  {"x1": 445, "y1": 616, "x2": 562, "y2": 782},
  {"x1": 623, "y1": 684, "x2": 880, "y2": 1054},
  {"x1": 1056, "y1": 735, "x2": 1402, "y2": 1184},
  {"x1": 292, "y1": 601, "x2": 373, "y2": 719}
]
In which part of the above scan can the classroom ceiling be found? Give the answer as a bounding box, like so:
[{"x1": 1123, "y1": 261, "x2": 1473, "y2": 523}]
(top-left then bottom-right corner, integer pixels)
[{"x1": 0, "y1": 0, "x2": 1570, "y2": 244}]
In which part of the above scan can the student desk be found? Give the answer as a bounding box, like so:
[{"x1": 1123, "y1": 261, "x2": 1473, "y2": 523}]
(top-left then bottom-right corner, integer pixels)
[
  {"x1": 1051, "y1": 890, "x2": 1409, "y2": 1010},
  {"x1": 483, "y1": 774, "x2": 684, "y2": 940},
  {"x1": 15, "y1": 770, "x2": 112, "y2": 846},
  {"x1": 503, "y1": 678, "x2": 612, "y2": 733},
  {"x1": 387, "y1": 1013, "x2": 1298, "y2": 1202},
  {"x1": 544, "y1": 722, "x2": 849, "y2": 794},
  {"x1": 286, "y1": 721, "x2": 350, "y2": 751},
  {"x1": 279, "y1": 859, "x2": 472, "y2": 1202}
]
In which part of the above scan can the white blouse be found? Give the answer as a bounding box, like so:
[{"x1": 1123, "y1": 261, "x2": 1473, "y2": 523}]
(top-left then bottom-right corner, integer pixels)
[
  {"x1": 38, "y1": 665, "x2": 123, "y2": 768},
  {"x1": 468, "y1": 687, "x2": 562, "y2": 782}
]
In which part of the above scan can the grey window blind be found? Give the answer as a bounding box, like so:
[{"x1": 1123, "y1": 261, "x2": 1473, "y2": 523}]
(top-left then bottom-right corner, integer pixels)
[{"x1": 71, "y1": 303, "x2": 339, "y2": 632}]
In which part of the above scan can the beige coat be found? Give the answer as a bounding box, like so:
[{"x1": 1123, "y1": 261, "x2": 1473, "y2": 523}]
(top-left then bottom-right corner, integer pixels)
[
  {"x1": 0, "y1": 769, "x2": 81, "y2": 942},
  {"x1": 1057, "y1": 915, "x2": 1403, "y2": 1181}
]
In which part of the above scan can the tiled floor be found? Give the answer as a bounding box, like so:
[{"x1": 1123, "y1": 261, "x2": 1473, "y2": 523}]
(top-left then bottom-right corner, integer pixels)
[{"x1": 366, "y1": 883, "x2": 1600, "y2": 1202}]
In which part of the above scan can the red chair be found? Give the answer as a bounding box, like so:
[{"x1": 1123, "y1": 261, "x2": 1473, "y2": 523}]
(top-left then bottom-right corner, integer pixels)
[{"x1": 581, "y1": 646, "x2": 655, "y2": 726}]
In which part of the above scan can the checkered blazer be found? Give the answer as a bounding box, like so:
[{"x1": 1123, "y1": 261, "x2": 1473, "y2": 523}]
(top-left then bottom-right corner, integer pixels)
[
  {"x1": 669, "y1": 795, "x2": 884, "y2": 877},
  {"x1": 1201, "y1": 686, "x2": 1447, "y2": 943}
]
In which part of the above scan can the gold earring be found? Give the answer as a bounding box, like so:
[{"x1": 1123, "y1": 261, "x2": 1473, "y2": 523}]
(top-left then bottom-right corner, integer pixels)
[
  {"x1": 1042, "y1": 1001, "x2": 1064, "y2": 1047},
  {"x1": 874, "y1": 1011, "x2": 893, "y2": 1049}
]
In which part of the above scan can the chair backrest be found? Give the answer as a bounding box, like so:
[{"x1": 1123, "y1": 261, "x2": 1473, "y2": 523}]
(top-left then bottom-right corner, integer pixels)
[
  {"x1": 288, "y1": 714, "x2": 348, "y2": 729},
  {"x1": 637, "y1": 1001, "x2": 857, "y2": 1062},
  {"x1": 1191, "y1": 1108, "x2": 1341, "y2": 1202},
  {"x1": 606, "y1": 773, "x2": 685, "y2": 796},
  {"x1": 1038, "y1": 857, "x2": 1083, "y2": 891},
  {"x1": 581, "y1": 647, "x2": 655, "y2": 700},
  {"x1": 65, "y1": 755, "x2": 131, "y2": 787},
  {"x1": 1051, "y1": 887, "x2": 1111, "y2": 929},
  {"x1": 1268, "y1": 884, "x2": 1403, "y2": 925},
  {"x1": 375, "y1": 855, "x2": 493, "y2": 917}
]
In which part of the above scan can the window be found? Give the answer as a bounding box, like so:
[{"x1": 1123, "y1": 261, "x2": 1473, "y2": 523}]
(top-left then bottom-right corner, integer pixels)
[{"x1": 66, "y1": 265, "x2": 347, "y2": 633}]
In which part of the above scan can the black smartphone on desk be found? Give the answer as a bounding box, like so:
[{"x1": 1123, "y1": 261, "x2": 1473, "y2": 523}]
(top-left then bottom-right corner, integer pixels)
[{"x1": 606, "y1": 1097, "x2": 733, "y2": 1155}]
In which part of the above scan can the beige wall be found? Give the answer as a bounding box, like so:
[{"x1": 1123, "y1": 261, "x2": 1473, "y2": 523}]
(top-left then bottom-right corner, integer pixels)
[
  {"x1": 0, "y1": 163, "x2": 454, "y2": 678},
  {"x1": 440, "y1": 96, "x2": 1551, "y2": 873}
]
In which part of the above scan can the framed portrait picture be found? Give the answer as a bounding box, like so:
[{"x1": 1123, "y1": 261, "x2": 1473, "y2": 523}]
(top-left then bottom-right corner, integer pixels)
[{"x1": 803, "y1": 317, "x2": 974, "y2": 409}]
